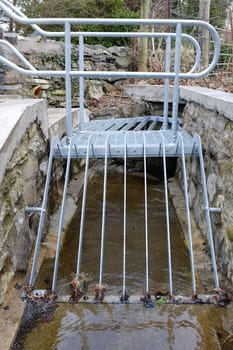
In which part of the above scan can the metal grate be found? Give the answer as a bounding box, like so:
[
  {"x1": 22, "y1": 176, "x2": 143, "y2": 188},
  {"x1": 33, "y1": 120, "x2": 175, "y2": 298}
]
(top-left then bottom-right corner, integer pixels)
[{"x1": 0, "y1": 0, "x2": 222, "y2": 303}]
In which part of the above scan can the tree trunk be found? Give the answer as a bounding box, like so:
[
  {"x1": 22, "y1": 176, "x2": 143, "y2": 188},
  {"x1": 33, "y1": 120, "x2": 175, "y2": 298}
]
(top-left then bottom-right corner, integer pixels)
[
  {"x1": 199, "y1": 0, "x2": 210, "y2": 68},
  {"x1": 138, "y1": 0, "x2": 150, "y2": 72}
]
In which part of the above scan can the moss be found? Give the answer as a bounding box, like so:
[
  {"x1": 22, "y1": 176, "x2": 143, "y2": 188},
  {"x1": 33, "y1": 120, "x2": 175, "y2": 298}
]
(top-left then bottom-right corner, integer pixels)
[{"x1": 226, "y1": 224, "x2": 233, "y2": 242}]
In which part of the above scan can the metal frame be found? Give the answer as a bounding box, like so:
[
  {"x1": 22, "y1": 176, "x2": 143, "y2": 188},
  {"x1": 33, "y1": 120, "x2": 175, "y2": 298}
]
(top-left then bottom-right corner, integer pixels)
[{"x1": 0, "y1": 0, "x2": 221, "y2": 299}]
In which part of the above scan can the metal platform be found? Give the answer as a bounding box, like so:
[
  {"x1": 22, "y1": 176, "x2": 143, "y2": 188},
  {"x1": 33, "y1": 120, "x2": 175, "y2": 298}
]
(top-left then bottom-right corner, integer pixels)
[
  {"x1": 53, "y1": 117, "x2": 199, "y2": 159},
  {"x1": 0, "y1": 0, "x2": 222, "y2": 301}
]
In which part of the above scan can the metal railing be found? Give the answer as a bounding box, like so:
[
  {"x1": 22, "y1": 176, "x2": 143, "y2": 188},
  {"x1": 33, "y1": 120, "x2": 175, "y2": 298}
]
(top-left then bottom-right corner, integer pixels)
[
  {"x1": 0, "y1": 0, "x2": 221, "y2": 300},
  {"x1": 0, "y1": 0, "x2": 220, "y2": 139}
]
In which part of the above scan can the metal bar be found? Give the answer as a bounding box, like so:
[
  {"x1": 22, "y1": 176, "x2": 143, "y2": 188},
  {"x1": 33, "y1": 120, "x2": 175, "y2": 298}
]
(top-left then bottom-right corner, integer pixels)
[
  {"x1": 25, "y1": 207, "x2": 44, "y2": 213},
  {"x1": 79, "y1": 34, "x2": 85, "y2": 130},
  {"x1": 148, "y1": 118, "x2": 158, "y2": 130},
  {"x1": 52, "y1": 138, "x2": 73, "y2": 292},
  {"x1": 65, "y1": 21, "x2": 72, "y2": 138},
  {"x1": 196, "y1": 134, "x2": 219, "y2": 288},
  {"x1": 0, "y1": 1, "x2": 222, "y2": 76},
  {"x1": 161, "y1": 134, "x2": 173, "y2": 296},
  {"x1": 134, "y1": 118, "x2": 149, "y2": 131},
  {"x1": 99, "y1": 136, "x2": 109, "y2": 286},
  {"x1": 76, "y1": 135, "x2": 92, "y2": 277},
  {"x1": 29, "y1": 139, "x2": 55, "y2": 286},
  {"x1": 163, "y1": 36, "x2": 171, "y2": 130},
  {"x1": 143, "y1": 134, "x2": 149, "y2": 293},
  {"x1": 171, "y1": 23, "x2": 182, "y2": 141},
  {"x1": 209, "y1": 207, "x2": 221, "y2": 213},
  {"x1": 0, "y1": 3, "x2": 222, "y2": 30},
  {"x1": 0, "y1": 55, "x2": 221, "y2": 80},
  {"x1": 179, "y1": 134, "x2": 196, "y2": 294},
  {"x1": 0, "y1": 39, "x2": 36, "y2": 71},
  {"x1": 122, "y1": 134, "x2": 127, "y2": 297}
]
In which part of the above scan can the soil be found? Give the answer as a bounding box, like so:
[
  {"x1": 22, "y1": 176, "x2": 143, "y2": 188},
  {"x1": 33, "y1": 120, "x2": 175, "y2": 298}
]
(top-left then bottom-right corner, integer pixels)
[{"x1": 88, "y1": 73, "x2": 233, "y2": 114}]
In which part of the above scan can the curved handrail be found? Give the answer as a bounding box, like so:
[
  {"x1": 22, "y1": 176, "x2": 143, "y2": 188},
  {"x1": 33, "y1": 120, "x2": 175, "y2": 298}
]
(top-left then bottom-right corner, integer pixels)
[
  {"x1": 0, "y1": 32, "x2": 201, "y2": 76},
  {"x1": 0, "y1": 39, "x2": 36, "y2": 70},
  {"x1": 0, "y1": 0, "x2": 220, "y2": 79}
]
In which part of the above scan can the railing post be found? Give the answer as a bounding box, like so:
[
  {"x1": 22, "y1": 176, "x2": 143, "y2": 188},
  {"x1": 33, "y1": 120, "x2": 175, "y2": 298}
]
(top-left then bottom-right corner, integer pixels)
[
  {"x1": 79, "y1": 34, "x2": 85, "y2": 130},
  {"x1": 65, "y1": 21, "x2": 72, "y2": 138},
  {"x1": 172, "y1": 23, "x2": 182, "y2": 141}
]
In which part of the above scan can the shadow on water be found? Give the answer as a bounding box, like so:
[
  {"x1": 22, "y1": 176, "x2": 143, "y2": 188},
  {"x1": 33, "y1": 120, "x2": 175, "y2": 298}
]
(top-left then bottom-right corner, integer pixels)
[{"x1": 15, "y1": 174, "x2": 233, "y2": 350}]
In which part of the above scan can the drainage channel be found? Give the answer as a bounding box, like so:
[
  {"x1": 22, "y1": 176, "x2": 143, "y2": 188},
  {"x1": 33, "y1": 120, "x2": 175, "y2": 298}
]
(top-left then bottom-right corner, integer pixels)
[{"x1": 13, "y1": 172, "x2": 233, "y2": 350}]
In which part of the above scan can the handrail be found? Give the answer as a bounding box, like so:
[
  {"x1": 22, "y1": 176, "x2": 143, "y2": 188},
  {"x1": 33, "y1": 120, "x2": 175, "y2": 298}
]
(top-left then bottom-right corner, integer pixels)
[
  {"x1": 0, "y1": 0, "x2": 221, "y2": 138},
  {"x1": 0, "y1": 0, "x2": 220, "y2": 78},
  {"x1": 0, "y1": 39, "x2": 36, "y2": 70}
]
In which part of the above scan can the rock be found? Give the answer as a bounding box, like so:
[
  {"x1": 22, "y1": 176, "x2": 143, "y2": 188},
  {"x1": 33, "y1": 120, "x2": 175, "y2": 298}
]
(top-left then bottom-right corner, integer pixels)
[
  {"x1": 86, "y1": 80, "x2": 105, "y2": 101},
  {"x1": 207, "y1": 173, "x2": 217, "y2": 202}
]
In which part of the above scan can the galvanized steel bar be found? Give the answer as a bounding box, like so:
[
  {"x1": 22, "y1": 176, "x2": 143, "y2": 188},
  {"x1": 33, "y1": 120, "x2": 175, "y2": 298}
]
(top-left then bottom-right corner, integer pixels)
[
  {"x1": 122, "y1": 134, "x2": 127, "y2": 298},
  {"x1": 0, "y1": 2, "x2": 221, "y2": 31},
  {"x1": 29, "y1": 139, "x2": 55, "y2": 286},
  {"x1": 161, "y1": 134, "x2": 173, "y2": 296},
  {"x1": 52, "y1": 138, "x2": 73, "y2": 292},
  {"x1": 196, "y1": 135, "x2": 219, "y2": 288},
  {"x1": 79, "y1": 34, "x2": 85, "y2": 129},
  {"x1": 0, "y1": 39, "x2": 36, "y2": 71},
  {"x1": 143, "y1": 134, "x2": 149, "y2": 293},
  {"x1": 179, "y1": 134, "x2": 196, "y2": 294},
  {"x1": 76, "y1": 135, "x2": 92, "y2": 277},
  {"x1": 163, "y1": 36, "x2": 171, "y2": 130},
  {"x1": 65, "y1": 21, "x2": 72, "y2": 138},
  {"x1": 0, "y1": 60, "x2": 220, "y2": 80},
  {"x1": 171, "y1": 23, "x2": 182, "y2": 141},
  {"x1": 99, "y1": 136, "x2": 109, "y2": 286}
]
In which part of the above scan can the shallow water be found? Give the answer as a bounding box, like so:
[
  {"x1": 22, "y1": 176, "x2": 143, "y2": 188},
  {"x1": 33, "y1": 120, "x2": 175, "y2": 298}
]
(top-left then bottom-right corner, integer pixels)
[{"x1": 22, "y1": 174, "x2": 233, "y2": 349}]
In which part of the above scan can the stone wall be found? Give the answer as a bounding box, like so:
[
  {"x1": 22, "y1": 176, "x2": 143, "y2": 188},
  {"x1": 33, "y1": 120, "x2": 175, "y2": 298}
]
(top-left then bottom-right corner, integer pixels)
[
  {"x1": 180, "y1": 86, "x2": 233, "y2": 284},
  {"x1": 124, "y1": 84, "x2": 233, "y2": 285},
  {"x1": 0, "y1": 98, "x2": 48, "y2": 304},
  {"x1": 0, "y1": 99, "x2": 86, "y2": 304},
  {"x1": 0, "y1": 36, "x2": 131, "y2": 107}
]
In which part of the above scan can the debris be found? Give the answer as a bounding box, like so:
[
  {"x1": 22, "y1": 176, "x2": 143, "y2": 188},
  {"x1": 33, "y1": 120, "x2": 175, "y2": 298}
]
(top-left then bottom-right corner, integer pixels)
[
  {"x1": 156, "y1": 296, "x2": 167, "y2": 305},
  {"x1": 14, "y1": 283, "x2": 22, "y2": 290},
  {"x1": 141, "y1": 293, "x2": 154, "y2": 308},
  {"x1": 94, "y1": 284, "x2": 107, "y2": 302},
  {"x1": 120, "y1": 290, "x2": 130, "y2": 303},
  {"x1": 213, "y1": 288, "x2": 233, "y2": 307},
  {"x1": 69, "y1": 273, "x2": 91, "y2": 304}
]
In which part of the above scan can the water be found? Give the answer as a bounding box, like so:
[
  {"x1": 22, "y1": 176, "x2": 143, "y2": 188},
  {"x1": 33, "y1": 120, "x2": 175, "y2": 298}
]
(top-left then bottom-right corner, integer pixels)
[{"x1": 22, "y1": 174, "x2": 233, "y2": 349}]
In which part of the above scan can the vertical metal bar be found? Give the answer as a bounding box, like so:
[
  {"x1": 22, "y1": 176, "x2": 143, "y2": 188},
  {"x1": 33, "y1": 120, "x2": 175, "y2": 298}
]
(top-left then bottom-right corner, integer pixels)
[
  {"x1": 179, "y1": 134, "x2": 196, "y2": 294},
  {"x1": 196, "y1": 135, "x2": 219, "y2": 288},
  {"x1": 161, "y1": 134, "x2": 173, "y2": 296},
  {"x1": 52, "y1": 138, "x2": 73, "y2": 292},
  {"x1": 171, "y1": 23, "x2": 182, "y2": 141},
  {"x1": 122, "y1": 134, "x2": 127, "y2": 297},
  {"x1": 29, "y1": 139, "x2": 55, "y2": 286},
  {"x1": 79, "y1": 34, "x2": 85, "y2": 130},
  {"x1": 76, "y1": 135, "x2": 92, "y2": 277},
  {"x1": 65, "y1": 21, "x2": 72, "y2": 138},
  {"x1": 99, "y1": 136, "x2": 109, "y2": 286},
  {"x1": 143, "y1": 134, "x2": 149, "y2": 293},
  {"x1": 163, "y1": 35, "x2": 171, "y2": 130}
]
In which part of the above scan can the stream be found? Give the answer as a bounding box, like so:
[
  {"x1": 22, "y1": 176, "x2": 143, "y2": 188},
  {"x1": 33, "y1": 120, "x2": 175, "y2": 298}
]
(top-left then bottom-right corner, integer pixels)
[{"x1": 14, "y1": 173, "x2": 233, "y2": 349}]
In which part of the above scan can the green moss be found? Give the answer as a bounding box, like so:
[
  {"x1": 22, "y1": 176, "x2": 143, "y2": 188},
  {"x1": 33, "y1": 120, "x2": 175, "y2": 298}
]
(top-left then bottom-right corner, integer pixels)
[{"x1": 226, "y1": 224, "x2": 233, "y2": 242}]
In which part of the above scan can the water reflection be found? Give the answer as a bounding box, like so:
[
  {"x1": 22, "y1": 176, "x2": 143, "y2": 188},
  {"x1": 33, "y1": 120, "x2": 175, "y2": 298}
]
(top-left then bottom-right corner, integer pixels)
[
  {"x1": 24, "y1": 303, "x2": 231, "y2": 350},
  {"x1": 23, "y1": 174, "x2": 232, "y2": 349}
]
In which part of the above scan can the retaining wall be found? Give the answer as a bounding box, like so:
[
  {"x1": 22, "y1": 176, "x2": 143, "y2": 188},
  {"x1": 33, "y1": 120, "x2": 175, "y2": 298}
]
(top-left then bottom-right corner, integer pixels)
[
  {"x1": 0, "y1": 99, "x2": 88, "y2": 305},
  {"x1": 125, "y1": 84, "x2": 233, "y2": 285}
]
